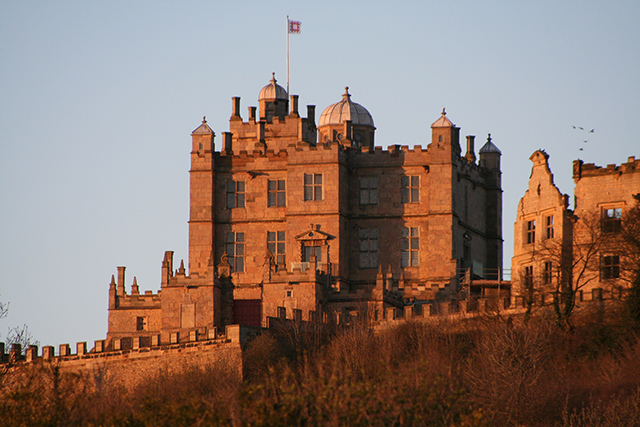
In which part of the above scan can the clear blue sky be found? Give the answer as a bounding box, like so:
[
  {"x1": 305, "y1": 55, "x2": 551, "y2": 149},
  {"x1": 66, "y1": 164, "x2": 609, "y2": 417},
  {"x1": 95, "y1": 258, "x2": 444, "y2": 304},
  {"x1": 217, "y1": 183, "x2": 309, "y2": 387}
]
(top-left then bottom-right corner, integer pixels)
[{"x1": 1, "y1": 1, "x2": 638, "y2": 348}]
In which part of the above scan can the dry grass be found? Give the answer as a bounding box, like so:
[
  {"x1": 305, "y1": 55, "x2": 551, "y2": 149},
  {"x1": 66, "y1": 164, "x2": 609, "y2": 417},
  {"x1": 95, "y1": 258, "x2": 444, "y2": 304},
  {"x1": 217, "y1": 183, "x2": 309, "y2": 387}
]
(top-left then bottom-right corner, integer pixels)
[{"x1": 2, "y1": 307, "x2": 640, "y2": 426}]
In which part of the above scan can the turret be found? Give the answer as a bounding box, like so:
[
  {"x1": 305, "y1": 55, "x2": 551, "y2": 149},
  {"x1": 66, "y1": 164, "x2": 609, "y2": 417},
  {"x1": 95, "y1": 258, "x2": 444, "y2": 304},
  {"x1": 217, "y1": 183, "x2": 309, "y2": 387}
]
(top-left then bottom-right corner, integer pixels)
[
  {"x1": 479, "y1": 133, "x2": 501, "y2": 170},
  {"x1": 479, "y1": 134, "x2": 503, "y2": 277},
  {"x1": 430, "y1": 108, "x2": 461, "y2": 160},
  {"x1": 189, "y1": 117, "x2": 215, "y2": 276},
  {"x1": 258, "y1": 73, "x2": 288, "y2": 122}
]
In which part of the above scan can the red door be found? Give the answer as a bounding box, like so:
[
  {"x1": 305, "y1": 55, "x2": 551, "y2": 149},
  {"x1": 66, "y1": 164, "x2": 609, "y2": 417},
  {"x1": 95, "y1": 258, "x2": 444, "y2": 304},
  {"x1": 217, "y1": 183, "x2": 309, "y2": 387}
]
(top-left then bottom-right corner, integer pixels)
[{"x1": 233, "y1": 299, "x2": 262, "y2": 327}]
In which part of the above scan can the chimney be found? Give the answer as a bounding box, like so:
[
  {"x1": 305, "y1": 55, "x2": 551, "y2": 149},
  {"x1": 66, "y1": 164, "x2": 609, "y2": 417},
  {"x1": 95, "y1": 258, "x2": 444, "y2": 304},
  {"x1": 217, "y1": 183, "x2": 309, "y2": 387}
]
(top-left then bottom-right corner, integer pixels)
[
  {"x1": 290, "y1": 95, "x2": 299, "y2": 117},
  {"x1": 117, "y1": 266, "x2": 125, "y2": 296},
  {"x1": 465, "y1": 135, "x2": 476, "y2": 163},
  {"x1": 231, "y1": 97, "x2": 241, "y2": 119},
  {"x1": 307, "y1": 105, "x2": 316, "y2": 123},
  {"x1": 222, "y1": 132, "x2": 233, "y2": 152},
  {"x1": 248, "y1": 106, "x2": 256, "y2": 122},
  {"x1": 259, "y1": 120, "x2": 266, "y2": 144}
]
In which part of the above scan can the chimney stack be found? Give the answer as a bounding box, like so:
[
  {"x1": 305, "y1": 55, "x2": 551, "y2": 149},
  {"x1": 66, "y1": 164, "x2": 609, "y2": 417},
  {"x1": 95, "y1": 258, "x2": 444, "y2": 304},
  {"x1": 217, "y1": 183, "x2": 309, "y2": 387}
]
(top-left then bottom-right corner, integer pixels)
[{"x1": 465, "y1": 135, "x2": 476, "y2": 163}]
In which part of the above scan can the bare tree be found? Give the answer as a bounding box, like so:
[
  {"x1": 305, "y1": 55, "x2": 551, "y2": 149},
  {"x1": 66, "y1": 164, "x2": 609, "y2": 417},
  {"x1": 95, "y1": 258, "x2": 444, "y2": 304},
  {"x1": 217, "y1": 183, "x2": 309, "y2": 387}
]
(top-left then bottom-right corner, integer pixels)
[
  {"x1": 537, "y1": 211, "x2": 606, "y2": 329},
  {"x1": 0, "y1": 291, "x2": 38, "y2": 350}
]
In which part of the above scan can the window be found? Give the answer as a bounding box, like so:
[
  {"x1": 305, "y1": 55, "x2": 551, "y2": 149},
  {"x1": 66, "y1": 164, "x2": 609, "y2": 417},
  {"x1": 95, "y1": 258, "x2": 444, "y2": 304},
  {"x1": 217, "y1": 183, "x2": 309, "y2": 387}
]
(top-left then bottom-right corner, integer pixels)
[
  {"x1": 524, "y1": 265, "x2": 534, "y2": 287},
  {"x1": 303, "y1": 245, "x2": 322, "y2": 263},
  {"x1": 602, "y1": 208, "x2": 622, "y2": 233},
  {"x1": 136, "y1": 317, "x2": 148, "y2": 331},
  {"x1": 359, "y1": 176, "x2": 378, "y2": 205},
  {"x1": 543, "y1": 261, "x2": 553, "y2": 285},
  {"x1": 526, "y1": 220, "x2": 536, "y2": 244},
  {"x1": 304, "y1": 174, "x2": 322, "y2": 201},
  {"x1": 267, "y1": 231, "x2": 285, "y2": 269},
  {"x1": 358, "y1": 228, "x2": 379, "y2": 268},
  {"x1": 401, "y1": 176, "x2": 420, "y2": 203},
  {"x1": 227, "y1": 180, "x2": 245, "y2": 208},
  {"x1": 225, "y1": 232, "x2": 245, "y2": 273},
  {"x1": 286, "y1": 290, "x2": 293, "y2": 298},
  {"x1": 268, "y1": 180, "x2": 286, "y2": 207},
  {"x1": 545, "y1": 215, "x2": 554, "y2": 239},
  {"x1": 401, "y1": 227, "x2": 419, "y2": 267},
  {"x1": 601, "y1": 255, "x2": 620, "y2": 279}
]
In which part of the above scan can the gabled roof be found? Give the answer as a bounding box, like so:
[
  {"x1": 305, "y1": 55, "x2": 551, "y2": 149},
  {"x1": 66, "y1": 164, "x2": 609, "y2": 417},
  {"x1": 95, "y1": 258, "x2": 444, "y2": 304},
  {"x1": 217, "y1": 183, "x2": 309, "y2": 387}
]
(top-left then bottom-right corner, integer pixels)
[
  {"x1": 479, "y1": 134, "x2": 501, "y2": 154},
  {"x1": 191, "y1": 117, "x2": 214, "y2": 135},
  {"x1": 295, "y1": 226, "x2": 333, "y2": 241},
  {"x1": 431, "y1": 108, "x2": 454, "y2": 128}
]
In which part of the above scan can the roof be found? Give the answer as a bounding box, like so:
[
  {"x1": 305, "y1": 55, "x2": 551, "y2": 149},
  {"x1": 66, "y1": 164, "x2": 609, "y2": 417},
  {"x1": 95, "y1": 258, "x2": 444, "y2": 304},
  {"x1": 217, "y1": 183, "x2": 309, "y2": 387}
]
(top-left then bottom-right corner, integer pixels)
[
  {"x1": 318, "y1": 87, "x2": 374, "y2": 127},
  {"x1": 191, "y1": 117, "x2": 214, "y2": 135},
  {"x1": 479, "y1": 134, "x2": 502, "y2": 154},
  {"x1": 431, "y1": 108, "x2": 454, "y2": 128},
  {"x1": 258, "y1": 73, "x2": 288, "y2": 101}
]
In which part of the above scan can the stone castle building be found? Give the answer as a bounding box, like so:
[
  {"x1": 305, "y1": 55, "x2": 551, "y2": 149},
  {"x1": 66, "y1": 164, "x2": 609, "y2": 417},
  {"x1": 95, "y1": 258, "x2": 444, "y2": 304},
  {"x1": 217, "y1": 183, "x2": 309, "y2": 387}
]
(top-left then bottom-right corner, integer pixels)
[
  {"x1": 106, "y1": 74, "x2": 503, "y2": 343},
  {"x1": 512, "y1": 150, "x2": 640, "y2": 303}
]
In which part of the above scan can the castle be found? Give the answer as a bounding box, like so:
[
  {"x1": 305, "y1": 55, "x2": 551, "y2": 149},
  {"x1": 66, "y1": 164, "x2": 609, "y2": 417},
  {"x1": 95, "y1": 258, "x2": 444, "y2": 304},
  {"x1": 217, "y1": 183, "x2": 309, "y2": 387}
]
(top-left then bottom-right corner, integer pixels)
[
  {"x1": 511, "y1": 151, "x2": 640, "y2": 305},
  {"x1": 106, "y1": 74, "x2": 504, "y2": 344},
  {"x1": 3, "y1": 75, "x2": 639, "y2": 373}
]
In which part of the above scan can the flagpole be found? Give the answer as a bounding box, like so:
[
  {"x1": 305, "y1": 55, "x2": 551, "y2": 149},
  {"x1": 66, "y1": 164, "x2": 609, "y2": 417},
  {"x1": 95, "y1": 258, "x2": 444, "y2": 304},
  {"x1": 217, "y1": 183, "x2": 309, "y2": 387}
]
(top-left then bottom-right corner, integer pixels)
[{"x1": 286, "y1": 15, "x2": 290, "y2": 96}]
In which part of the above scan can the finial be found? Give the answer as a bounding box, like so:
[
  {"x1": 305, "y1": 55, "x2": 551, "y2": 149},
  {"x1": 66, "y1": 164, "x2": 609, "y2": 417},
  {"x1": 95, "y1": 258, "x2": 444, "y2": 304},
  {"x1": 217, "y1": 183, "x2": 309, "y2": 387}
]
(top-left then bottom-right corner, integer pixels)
[
  {"x1": 442, "y1": 107, "x2": 446, "y2": 116},
  {"x1": 342, "y1": 86, "x2": 351, "y2": 99},
  {"x1": 202, "y1": 116, "x2": 207, "y2": 124},
  {"x1": 487, "y1": 133, "x2": 492, "y2": 142},
  {"x1": 271, "y1": 72, "x2": 277, "y2": 83}
]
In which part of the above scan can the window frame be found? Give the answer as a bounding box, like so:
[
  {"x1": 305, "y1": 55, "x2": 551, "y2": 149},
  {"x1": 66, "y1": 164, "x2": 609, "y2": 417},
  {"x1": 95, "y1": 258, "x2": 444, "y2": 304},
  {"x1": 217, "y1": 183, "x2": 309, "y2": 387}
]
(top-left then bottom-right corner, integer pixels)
[
  {"x1": 526, "y1": 219, "x2": 536, "y2": 244},
  {"x1": 304, "y1": 173, "x2": 323, "y2": 201},
  {"x1": 359, "y1": 176, "x2": 379, "y2": 205},
  {"x1": 543, "y1": 261, "x2": 553, "y2": 285},
  {"x1": 602, "y1": 207, "x2": 622, "y2": 233},
  {"x1": 545, "y1": 215, "x2": 554, "y2": 239},
  {"x1": 601, "y1": 254, "x2": 620, "y2": 280},
  {"x1": 267, "y1": 179, "x2": 286, "y2": 207},
  {"x1": 358, "y1": 228, "x2": 379, "y2": 269},
  {"x1": 225, "y1": 231, "x2": 245, "y2": 273},
  {"x1": 401, "y1": 226, "x2": 419, "y2": 267},
  {"x1": 267, "y1": 231, "x2": 286, "y2": 270},
  {"x1": 227, "y1": 180, "x2": 246, "y2": 208},
  {"x1": 401, "y1": 175, "x2": 420, "y2": 204}
]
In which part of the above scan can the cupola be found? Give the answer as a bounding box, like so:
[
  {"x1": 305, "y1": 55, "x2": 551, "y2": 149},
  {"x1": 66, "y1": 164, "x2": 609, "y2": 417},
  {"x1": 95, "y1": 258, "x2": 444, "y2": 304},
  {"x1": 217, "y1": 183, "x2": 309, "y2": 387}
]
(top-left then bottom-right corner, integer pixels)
[
  {"x1": 258, "y1": 73, "x2": 288, "y2": 122},
  {"x1": 318, "y1": 87, "x2": 375, "y2": 149}
]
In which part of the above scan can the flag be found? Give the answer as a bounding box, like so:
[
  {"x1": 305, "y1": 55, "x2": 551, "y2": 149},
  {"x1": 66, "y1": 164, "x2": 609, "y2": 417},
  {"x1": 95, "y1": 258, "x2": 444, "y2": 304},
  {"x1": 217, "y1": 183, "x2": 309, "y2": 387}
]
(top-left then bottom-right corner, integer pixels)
[{"x1": 288, "y1": 19, "x2": 301, "y2": 34}]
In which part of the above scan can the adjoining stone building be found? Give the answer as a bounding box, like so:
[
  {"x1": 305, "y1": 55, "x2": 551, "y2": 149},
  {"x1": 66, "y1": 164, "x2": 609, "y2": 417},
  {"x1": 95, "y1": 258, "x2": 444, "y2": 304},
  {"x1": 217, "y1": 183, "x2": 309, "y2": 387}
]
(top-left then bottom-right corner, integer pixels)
[
  {"x1": 107, "y1": 74, "x2": 503, "y2": 343},
  {"x1": 512, "y1": 151, "x2": 640, "y2": 305}
]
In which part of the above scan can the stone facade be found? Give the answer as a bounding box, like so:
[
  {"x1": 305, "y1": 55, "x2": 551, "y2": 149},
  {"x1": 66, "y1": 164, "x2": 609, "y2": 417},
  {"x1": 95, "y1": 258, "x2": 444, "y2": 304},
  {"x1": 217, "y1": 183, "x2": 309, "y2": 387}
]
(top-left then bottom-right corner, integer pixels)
[
  {"x1": 512, "y1": 152, "x2": 640, "y2": 303},
  {"x1": 107, "y1": 74, "x2": 503, "y2": 343}
]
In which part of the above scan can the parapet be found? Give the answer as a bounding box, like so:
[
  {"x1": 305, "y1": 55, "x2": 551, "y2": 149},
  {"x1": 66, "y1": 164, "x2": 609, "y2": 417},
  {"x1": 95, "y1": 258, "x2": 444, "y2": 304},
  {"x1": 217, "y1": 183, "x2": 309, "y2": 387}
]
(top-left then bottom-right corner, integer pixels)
[
  {"x1": 0, "y1": 323, "x2": 256, "y2": 366},
  {"x1": 573, "y1": 156, "x2": 640, "y2": 180}
]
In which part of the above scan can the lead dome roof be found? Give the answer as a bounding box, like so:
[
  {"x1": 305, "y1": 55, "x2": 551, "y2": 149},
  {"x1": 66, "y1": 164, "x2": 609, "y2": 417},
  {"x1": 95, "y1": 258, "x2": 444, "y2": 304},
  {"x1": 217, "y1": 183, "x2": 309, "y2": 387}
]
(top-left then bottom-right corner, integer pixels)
[
  {"x1": 318, "y1": 87, "x2": 374, "y2": 127},
  {"x1": 258, "y1": 73, "x2": 288, "y2": 101}
]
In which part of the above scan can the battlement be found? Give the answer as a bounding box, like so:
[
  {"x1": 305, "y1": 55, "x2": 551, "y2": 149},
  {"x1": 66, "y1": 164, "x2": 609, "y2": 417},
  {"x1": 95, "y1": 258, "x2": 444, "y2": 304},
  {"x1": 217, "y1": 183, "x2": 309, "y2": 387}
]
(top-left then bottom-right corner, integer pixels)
[
  {"x1": 573, "y1": 156, "x2": 640, "y2": 180},
  {"x1": 0, "y1": 323, "x2": 256, "y2": 367}
]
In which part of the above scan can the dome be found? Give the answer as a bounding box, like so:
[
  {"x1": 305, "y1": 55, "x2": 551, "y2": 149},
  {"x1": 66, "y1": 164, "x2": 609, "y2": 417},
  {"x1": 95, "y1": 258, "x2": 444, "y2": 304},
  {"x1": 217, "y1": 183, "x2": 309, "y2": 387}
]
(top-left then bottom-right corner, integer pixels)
[
  {"x1": 479, "y1": 134, "x2": 502, "y2": 154},
  {"x1": 318, "y1": 87, "x2": 374, "y2": 127},
  {"x1": 258, "y1": 73, "x2": 288, "y2": 101}
]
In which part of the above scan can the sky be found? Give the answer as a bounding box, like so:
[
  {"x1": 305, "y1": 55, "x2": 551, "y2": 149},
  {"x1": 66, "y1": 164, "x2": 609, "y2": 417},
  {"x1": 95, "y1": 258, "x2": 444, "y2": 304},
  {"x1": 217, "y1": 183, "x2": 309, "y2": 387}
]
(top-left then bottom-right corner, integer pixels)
[{"x1": 1, "y1": 1, "x2": 639, "y2": 348}]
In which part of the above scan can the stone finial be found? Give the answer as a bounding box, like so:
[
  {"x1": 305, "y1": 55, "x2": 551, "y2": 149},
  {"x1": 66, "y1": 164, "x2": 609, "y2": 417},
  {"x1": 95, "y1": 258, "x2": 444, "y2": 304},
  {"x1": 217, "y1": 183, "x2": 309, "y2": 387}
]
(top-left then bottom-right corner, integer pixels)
[
  {"x1": 131, "y1": 277, "x2": 139, "y2": 295},
  {"x1": 442, "y1": 107, "x2": 446, "y2": 115},
  {"x1": 202, "y1": 116, "x2": 207, "y2": 124}
]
